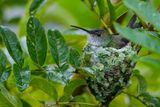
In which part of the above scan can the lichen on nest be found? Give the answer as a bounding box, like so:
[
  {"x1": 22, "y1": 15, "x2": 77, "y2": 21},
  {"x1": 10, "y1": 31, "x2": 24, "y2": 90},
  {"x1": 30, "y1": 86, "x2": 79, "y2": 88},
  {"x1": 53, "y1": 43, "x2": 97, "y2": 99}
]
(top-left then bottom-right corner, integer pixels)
[{"x1": 82, "y1": 43, "x2": 137, "y2": 104}]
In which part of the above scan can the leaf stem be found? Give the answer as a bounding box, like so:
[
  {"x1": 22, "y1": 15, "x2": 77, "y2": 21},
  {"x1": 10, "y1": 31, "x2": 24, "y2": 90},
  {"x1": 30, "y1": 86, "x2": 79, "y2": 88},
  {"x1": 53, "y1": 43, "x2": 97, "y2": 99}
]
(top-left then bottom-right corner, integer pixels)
[{"x1": 35, "y1": 63, "x2": 45, "y2": 71}]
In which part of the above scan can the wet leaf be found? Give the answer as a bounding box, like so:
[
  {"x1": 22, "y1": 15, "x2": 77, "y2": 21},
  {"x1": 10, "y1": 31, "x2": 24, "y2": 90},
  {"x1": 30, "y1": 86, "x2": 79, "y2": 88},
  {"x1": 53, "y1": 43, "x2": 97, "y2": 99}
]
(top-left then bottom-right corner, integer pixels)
[
  {"x1": 47, "y1": 29, "x2": 69, "y2": 67},
  {"x1": 13, "y1": 64, "x2": 30, "y2": 91},
  {"x1": 0, "y1": 49, "x2": 7, "y2": 72},
  {"x1": 0, "y1": 26, "x2": 24, "y2": 67},
  {"x1": 27, "y1": 16, "x2": 47, "y2": 66},
  {"x1": 0, "y1": 49, "x2": 11, "y2": 82},
  {"x1": 0, "y1": 68, "x2": 11, "y2": 82},
  {"x1": 46, "y1": 64, "x2": 73, "y2": 85}
]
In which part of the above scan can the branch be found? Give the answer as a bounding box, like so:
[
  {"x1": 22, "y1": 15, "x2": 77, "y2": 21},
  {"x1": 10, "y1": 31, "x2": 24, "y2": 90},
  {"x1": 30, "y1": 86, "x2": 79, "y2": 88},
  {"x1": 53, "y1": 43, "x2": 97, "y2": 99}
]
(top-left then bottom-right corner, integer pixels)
[{"x1": 45, "y1": 101, "x2": 99, "y2": 107}]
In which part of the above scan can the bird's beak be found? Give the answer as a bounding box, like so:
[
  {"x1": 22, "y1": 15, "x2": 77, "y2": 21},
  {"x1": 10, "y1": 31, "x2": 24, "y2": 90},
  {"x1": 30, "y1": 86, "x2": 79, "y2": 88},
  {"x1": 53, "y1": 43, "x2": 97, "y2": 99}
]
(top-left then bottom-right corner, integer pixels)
[{"x1": 71, "y1": 25, "x2": 91, "y2": 34}]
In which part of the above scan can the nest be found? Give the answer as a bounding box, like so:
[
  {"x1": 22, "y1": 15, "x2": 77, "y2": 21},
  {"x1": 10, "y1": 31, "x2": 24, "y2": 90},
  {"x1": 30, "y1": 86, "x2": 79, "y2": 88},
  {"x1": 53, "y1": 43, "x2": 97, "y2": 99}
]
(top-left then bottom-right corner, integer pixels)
[{"x1": 82, "y1": 43, "x2": 137, "y2": 105}]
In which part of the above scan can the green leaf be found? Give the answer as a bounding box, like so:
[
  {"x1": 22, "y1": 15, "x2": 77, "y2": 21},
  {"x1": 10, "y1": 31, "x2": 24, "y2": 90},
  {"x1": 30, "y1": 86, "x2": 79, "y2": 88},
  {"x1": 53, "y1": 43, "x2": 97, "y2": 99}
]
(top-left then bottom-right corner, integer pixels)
[
  {"x1": 0, "y1": 49, "x2": 7, "y2": 72},
  {"x1": 46, "y1": 65, "x2": 66, "y2": 84},
  {"x1": 96, "y1": 0, "x2": 107, "y2": 18},
  {"x1": 74, "y1": 92, "x2": 98, "y2": 107},
  {"x1": 115, "y1": 3, "x2": 128, "y2": 20},
  {"x1": 47, "y1": 29, "x2": 69, "y2": 67},
  {"x1": 1, "y1": 68, "x2": 11, "y2": 83},
  {"x1": 124, "y1": 0, "x2": 160, "y2": 31},
  {"x1": 13, "y1": 64, "x2": 30, "y2": 91},
  {"x1": 81, "y1": 67, "x2": 94, "y2": 77},
  {"x1": 27, "y1": 16, "x2": 47, "y2": 66},
  {"x1": 106, "y1": 0, "x2": 115, "y2": 22},
  {"x1": 0, "y1": 83, "x2": 23, "y2": 107},
  {"x1": 46, "y1": 64, "x2": 73, "y2": 85},
  {"x1": 88, "y1": 0, "x2": 95, "y2": 10},
  {"x1": 0, "y1": 26, "x2": 24, "y2": 67},
  {"x1": 63, "y1": 34, "x2": 86, "y2": 51},
  {"x1": 149, "y1": 97, "x2": 160, "y2": 107},
  {"x1": 139, "y1": 93, "x2": 160, "y2": 107},
  {"x1": 69, "y1": 48, "x2": 81, "y2": 68},
  {"x1": 29, "y1": 0, "x2": 47, "y2": 15},
  {"x1": 138, "y1": 56, "x2": 160, "y2": 70},
  {"x1": 30, "y1": 77, "x2": 58, "y2": 100},
  {"x1": 133, "y1": 70, "x2": 147, "y2": 95},
  {"x1": 60, "y1": 79, "x2": 86, "y2": 101},
  {"x1": 21, "y1": 100, "x2": 32, "y2": 107},
  {"x1": 0, "y1": 49, "x2": 11, "y2": 82},
  {"x1": 114, "y1": 23, "x2": 160, "y2": 53}
]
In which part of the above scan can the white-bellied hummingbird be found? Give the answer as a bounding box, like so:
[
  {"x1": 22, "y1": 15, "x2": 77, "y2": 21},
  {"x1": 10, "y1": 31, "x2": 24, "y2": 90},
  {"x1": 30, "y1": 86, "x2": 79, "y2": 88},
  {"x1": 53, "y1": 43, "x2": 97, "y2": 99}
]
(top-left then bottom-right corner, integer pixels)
[
  {"x1": 71, "y1": 25, "x2": 137, "y2": 106},
  {"x1": 71, "y1": 25, "x2": 129, "y2": 48}
]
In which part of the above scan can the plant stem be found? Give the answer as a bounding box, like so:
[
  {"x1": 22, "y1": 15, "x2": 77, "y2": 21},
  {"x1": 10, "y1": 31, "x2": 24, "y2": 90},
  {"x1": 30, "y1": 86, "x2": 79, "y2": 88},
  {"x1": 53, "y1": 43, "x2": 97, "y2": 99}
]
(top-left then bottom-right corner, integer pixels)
[
  {"x1": 100, "y1": 19, "x2": 113, "y2": 34},
  {"x1": 84, "y1": 3, "x2": 113, "y2": 35},
  {"x1": 46, "y1": 101, "x2": 99, "y2": 107}
]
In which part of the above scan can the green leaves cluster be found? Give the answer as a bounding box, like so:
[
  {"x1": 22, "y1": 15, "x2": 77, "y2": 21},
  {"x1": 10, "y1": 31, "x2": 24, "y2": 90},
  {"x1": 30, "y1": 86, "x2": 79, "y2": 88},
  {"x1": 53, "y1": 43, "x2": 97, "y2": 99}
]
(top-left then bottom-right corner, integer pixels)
[
  {"x1": 0, "y1": 1, "x2": 86, "y2": 107},
  {"x1": 0, "y1": 26, "x2": 30, "y2": 91},
  {"x1": 82, "y1": 0, "x2": 114, "y2": 25},
  {"x1": 82, "y1": 0, "x2": 129, "y2": 26},
  {"x1": 112, "y1": 0, "x2": 160, "y2": 106},
  {"x1": 114, "y1": 0, "x2": 160, "y2": 54}
]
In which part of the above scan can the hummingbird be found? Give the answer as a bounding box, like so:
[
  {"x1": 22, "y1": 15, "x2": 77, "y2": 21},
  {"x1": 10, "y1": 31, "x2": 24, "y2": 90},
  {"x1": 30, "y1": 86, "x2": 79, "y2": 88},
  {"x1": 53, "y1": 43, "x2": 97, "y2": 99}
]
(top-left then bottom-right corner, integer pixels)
[
  {"x1": 71, "y1": 25, "x2": 137, "y2": 106},
  {"x1": 71, "y1": 25, "x2": 129, "y2": 48}
]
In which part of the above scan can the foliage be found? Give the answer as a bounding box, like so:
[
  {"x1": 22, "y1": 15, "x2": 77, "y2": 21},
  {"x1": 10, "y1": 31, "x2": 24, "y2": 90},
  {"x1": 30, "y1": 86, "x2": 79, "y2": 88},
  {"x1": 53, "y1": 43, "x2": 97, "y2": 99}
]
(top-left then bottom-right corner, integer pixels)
[{"x1": 0, "y1": 0, "x2": 160, "y2": 107}]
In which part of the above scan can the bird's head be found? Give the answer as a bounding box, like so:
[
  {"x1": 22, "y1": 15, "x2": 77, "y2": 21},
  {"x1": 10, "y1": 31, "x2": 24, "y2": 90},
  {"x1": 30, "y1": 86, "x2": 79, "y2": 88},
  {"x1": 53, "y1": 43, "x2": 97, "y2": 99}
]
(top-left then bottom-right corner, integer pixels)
[{"x1": 71, "y1": 25, "x2": 111, "y2": 46}]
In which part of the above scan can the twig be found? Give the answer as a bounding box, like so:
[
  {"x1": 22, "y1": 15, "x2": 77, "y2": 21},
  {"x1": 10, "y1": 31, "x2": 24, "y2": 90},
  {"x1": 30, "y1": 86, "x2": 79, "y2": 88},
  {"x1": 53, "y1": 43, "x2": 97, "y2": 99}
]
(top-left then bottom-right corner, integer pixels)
[
  {"x1": 100, "y1": 19, "x2": 113, "y2": 34},
  {"x1": 92, "y1": 8, "x2": 113, "y2": 34},
  {"x1": 82, "y1": 1, "x2": 113, "y2": 34},
  {"x1": 45, "y1": 101, "x2": 99, "y2": 107}
]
